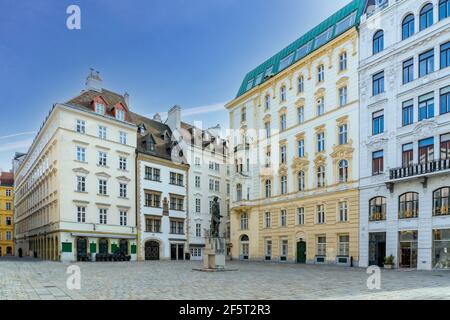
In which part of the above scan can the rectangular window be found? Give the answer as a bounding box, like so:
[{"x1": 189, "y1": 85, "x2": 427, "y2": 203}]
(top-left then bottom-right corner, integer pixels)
[
  {"x1": 265, "y1": 95, "x2": 270, "y2": 110},
  {"x1": 116, "y1": 109, "x2": 125, "y2": 121},
  {"x1": 119, "y1": 211, "x2": 127, "y2": 226},
  {"x1": 316, "y1": 97, "x2": 324, "y2": 116},
  {"x1": 338, "y1": 202, "x2": 348, "y2": 222},
  {"x1": 98, "y1": 179, "x2": 107, "y2": 195},
  {"x1": 245, "y1": 79, "x2": 253, "y2": 91},
  {"x1": 335, "y1": 11, "x2": 356, "y2": 35},
  {"x1": 280, "y1": 114, "x2": 287, "y2": 131},
  {"x1": 440, "y1": 86, "x2": 450, "y2": 115},
  {"x1": 441, "y1": 41, "x2": 450, "y2": 69},
  {"x1": 403, "y1": 58, "x2": 414, "y2": 84},
  {"x1": 76, "y1": 146, "x2": 86, "y2": 162},
  {"x1": 279, "y1": 52, "x2": 295, "y2": 70},
  {"x1": 119, "y1": 157, "x2": 127, "y2": 171},
  {"x1": 195, "y1": 198, "x2": 201, "y2": 213},
  {"x1": 265, "y1": 212, "x2": 271, "y2": 228},
  {"x1": 372, "y1": 150, "x2": 384, "y2": 175},
  {"x1": 373, "y1": 71, "x2": 385, "y2": 96},
  {"x1": 402, "y1": 143, "x2": 414, "y2": 167},
  {"x1": 99, "y1": 208, "x2": 107, "y2": 224},
  {"x1": 298, "y1": 106, "x2": 304, "y2": 124},
  {"x1": 295, "y1": 41, "x2": 312, "y2": 60},
  {"x1": 317, "y1": 132, "x2": 325, "y2": 152},
  {"x1": 338, "y1": 235, "x2": 350, "y2": 256},
  {"x1": 280, "y1": 210, "x2": 287, "y2": 227},
  {"x1": 372, "y1": 110, "x2": 384, "y2": 135},
  {"x1": 119, "y1": 131, "x2": 127, "y2": 145},
  {"x1": 195, "y1": 157, "x2": 201, "y2": 166},
  {"x1": 441, "y1": 133, "x2": 450, "y2": 160},
  {"x1": 298, "y1": 139, "x2": 305, "y2": 158},
  {"x1": 280, "y1": 145, "x2": 287, "y2": 164},
  {"x1": 196, "y1": 223, "x2": 202, "y2": 237},
  {"x1": 339, "y1": 86, "x2": 348, "y2": 107},
  {"x1": 419, "y1": 137, "x2": 434, "y2": 164},
  {"x1": 95, "y1": 103, "x2": 105, "y2": 114},
  {"x1": 339, "y1": 52, "x2": 347, "y2": 71},
  {"x1": 170, "y1": 219, "x2": 184, "y2": 235},
  {"x1": 76, "y1": 176, "x2": 86, "y2": 192},
  {"x1": 119, "y1": 183, "x2": 127, "y2": 198},
  {"x1": 265, "y1": 122, "x2": 271, "y2": 139},
  {"x1": 317, "y1": 205, "x2": 325, "y2": 224},
  {"x1": 255, "y1": 72, "x2": 263, "y2": 86},
  {"x1": 317, "y1": 236, "x2": 326, "y2": 256},
  {"x1": 77, "y1": 206, "x2": 86, "y2": 223},
  {"x1": 6, "y1": 231, "x2": 11, "y2": 241},
  {"x1": 297, "y1": 207, "x2": 305, "y2": 225},
  {"x1": 5, "y1": 203, "x2": 11, "y2": 211},
  {"x1": 265, "y1": 240, "x2": 272, "y2": 258},
  {"x1": 170, "y1": 195, "x2": 184, "y2": 211},
  {"x1": 314, "y1": 27, "x2": 333, "y2": 49},
  {"x1": 76, "y1": 120, "x2": 86, "y2": 133},
  {"x1": 145, "y1": 167, "x2": 160, "y2": 181},
  {"x1": 145, "y1": 191, "x2": 161, "y2": 208},
  {"x1": 419, "y1": 49, "x2": 434, "y2": 77},
  {"x1": 317, "y1": 65, "x2": 325, "y2": 83},
  {"x1": 195, "y1": 176, "x2": 200, "y2": 188},
  {"x1": 402, "y1": 100, "x2": 414, "y2": 126},
  {"x1": 280, "y1": 239, "x2": 288, "y2": 259},
  {"x1": 98, "y1": 151, "x2": 107, "y2": 166},
  {"x1": 6, "y1": 217, "x2": 11, "y2": 225},
  {"x1": 145, "y1": 217, "x2": 161, "y2": 233},
  {"x1": 98, "y1": 126, "x2": 107, "y2": 140},
  {"x1": 419, "y1": 92, "x2": 435, "y2": 121},
  {"x1": 339, "y1": 124, "x2": 348, "y2": 145}
]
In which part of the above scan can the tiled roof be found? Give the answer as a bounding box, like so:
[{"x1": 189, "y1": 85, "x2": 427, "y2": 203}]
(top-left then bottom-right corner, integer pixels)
[
  {"x1": 180, "y1": 122, "x2": 228, "y2": 156},
  {"x1": 235, "y1": 0, "x2": 365, "y2": 98},
  {"x1": 0, "y1": 172, "x2": 14, "y2": 186},
  {"x1": 66, "y1": 89, "x2": 132, "y2": 122}
]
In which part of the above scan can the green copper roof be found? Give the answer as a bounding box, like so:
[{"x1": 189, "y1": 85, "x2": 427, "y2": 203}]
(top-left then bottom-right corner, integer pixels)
[{"x1": 235, "y1": 0, "x2": 366, "y2": 98}]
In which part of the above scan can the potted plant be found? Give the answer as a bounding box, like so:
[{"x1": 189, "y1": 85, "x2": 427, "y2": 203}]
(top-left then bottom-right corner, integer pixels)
[{"x1": 384, "y1": 255, "x2": 395, "y2": 269}]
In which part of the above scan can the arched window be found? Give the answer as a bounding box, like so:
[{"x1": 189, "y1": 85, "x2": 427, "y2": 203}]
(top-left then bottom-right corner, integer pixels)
[
  {"x1": 433, "y1": 187, "x2": 450, "y2": 216},
  {"x1": 402, "y1": 14, "x2": 415, "y2": 40},
  {"x1": 298, "y1": 76, "x2": 304, "y2": 93},
  {"x1": 298, "y1": 171, "x2": 305, "y2": 191},
  {"x1": 373, "y1": 30, "x2": 384, "y2": 54},
  {"x1": 240, "y1": 213, "x2": 248, "y2": 230},
  {"x1": 317, "y1": 166, "x2": 325, "y2": 188},
  {"x1": 265, "y1": 180, "x2": 271, "y2": 198},
  {"x1": 399, "y1": 192, "x2": 419, "y2": 219},
  {"x1": 236, "y1": 184, "x2": 242, "y2": 201},
  {"x1": 240, "y1": 234, "x2": 249, "y2": 259},
  {"x1": 420, "y1": 3, "x2": 434, "y2": 30},
  {"x1": 369, "y1": 197, "x2": 386, "y2": 221},
  {"x1": 338, "y1": 160, "x2": 349, "y2": 183},
  {"x1": 440, "y1": 0, "x2": 449, "y2": 20}
]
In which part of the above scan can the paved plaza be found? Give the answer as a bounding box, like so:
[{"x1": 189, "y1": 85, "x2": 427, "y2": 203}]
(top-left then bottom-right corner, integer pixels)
[{"x1": 0, "y1": 257, "x2": 449, "y2": 300}]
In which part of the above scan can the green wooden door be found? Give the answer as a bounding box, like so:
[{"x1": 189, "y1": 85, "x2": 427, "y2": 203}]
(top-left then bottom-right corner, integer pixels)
[{"x1": 297, "y1": 241, "x2": 306, "y2": 264}]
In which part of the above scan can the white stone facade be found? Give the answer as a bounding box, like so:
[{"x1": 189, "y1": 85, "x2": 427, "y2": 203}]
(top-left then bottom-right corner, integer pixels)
[{"x1": 359, "y1": 0, "x2": 450, "y2": 270}]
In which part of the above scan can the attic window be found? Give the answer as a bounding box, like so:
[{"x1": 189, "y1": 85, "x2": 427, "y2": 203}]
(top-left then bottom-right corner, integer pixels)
[
  {"x1": 264, "y1": 66, "x2": 273, "y2": 79},
  {"x1": 148, "y1": 141, "x2": 155, "y2": 151},
  {"x1": 279, "y1": 52, "x2": 295, "y2": 71},
  {"x1": 314, "y1": 27, "x2": 334, "y2": 49},
  {"x1": 138, "y1": 124, "x2": 146, "y2": 135},
  {"x1": 246, "y1": 79, "x2": 254, "y2": 91},
  {"x1": 95, "y1": 103, "x2": 105, "y2": 115},
  {"x1": 335, "y1": 11, "x2": 356, "y2": 35},
  {"x1": 295, "y1": 41, "x2": 313, "y2": 61},
  {"x1": 116, "y1": 109, "x2": 125, "y2": 121},
  {"x1": 255, "y1": 73, "x2": 264, "y2": 85}
]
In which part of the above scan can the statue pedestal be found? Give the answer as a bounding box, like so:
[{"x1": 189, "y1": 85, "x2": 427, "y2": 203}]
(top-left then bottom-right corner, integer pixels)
[{"x1": 193, "y1": 237, "x2": 237, "y2": 272}]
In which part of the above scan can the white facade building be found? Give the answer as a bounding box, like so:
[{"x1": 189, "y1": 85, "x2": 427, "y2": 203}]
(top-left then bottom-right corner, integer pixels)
[
  {"x1": 359, "y1": 0, "x2": 450, "y2": 270},
  {"x1": 14, "y1": 71, "x2": 138, "y2": 262},
  {"x1": 131, "y1": 112, "x2": 189, "y2": 261},
  {"x1": 166, "y1": 106, "x2": 230, "y2": 261}
]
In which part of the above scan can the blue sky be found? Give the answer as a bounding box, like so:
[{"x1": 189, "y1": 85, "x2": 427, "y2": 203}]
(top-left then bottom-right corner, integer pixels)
[{"x1": 0, "y1": 0, "x2": 350, "y2": 171}]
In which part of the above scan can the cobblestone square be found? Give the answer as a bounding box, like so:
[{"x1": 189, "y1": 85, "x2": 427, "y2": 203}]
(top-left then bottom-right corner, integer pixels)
[{"x1": 0, "y1": 258, "x2": 450, "y2": 300}]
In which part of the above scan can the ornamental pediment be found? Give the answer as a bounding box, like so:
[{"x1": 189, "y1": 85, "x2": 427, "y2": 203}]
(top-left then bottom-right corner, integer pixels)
[
  {"x1": 278, "y1": 164, "x2": 288, "y2": 176},
  {"x1": 330, "y1": 143, "x2": 354, "y2": 160},
  {"x1": 314, "y1": 154, "x2": 327, "y2": 166},
  {"x1": 412, "y1": 119, "x2": 438, "y2": 139},
  {"x1": 336, "y1": 76, "x2": 349, "y2": 87},
  {"x1": 295, "y1": 98, "x2": 305, "y2": 106},
  {"x1": 336, "y1": 115, "x2": 349, "y2": 126},
  {"x1": 263, "y1": 114, "x2": 272, "y2": 122},
  {"x1": 314, "y1": 87, "x2": 326, "y2": 98},
  {"x1": 291, "y1": 156, "x2": 310, "y2": 170},
  {"x1": 73, "y1": 167, "x2": 89, "y2": 175}
]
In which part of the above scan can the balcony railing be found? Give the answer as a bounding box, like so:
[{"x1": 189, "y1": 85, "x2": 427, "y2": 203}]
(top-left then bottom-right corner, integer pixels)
[{"x1": 389, "y1": 158, "x2": 450, "y2": 180}]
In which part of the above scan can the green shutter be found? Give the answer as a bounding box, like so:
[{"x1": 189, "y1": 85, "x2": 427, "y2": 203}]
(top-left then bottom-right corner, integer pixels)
[
  {"x1": 90, "y1": 243, "x2": 97, "y2": 253},
  {"x1": 62, "y1": 242, "x2": 72, "y2": 253},
  {"x1": 131, "y1": 244, "x2": 137, "y2": 254},
  {"x1": 111, "y1": 244, "x2": 118, "y2": 253}
]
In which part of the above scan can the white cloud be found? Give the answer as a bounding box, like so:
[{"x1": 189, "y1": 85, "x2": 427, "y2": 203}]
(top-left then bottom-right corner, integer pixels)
[
  {"x1": 0, "y1": 139, "x2": 33, "y2": 153},
  {"x1": 0, "y1": 131, "x2": 36, "y2": 140}
]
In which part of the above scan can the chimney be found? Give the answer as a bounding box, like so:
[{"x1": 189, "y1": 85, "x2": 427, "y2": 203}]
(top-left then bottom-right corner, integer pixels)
[
  {"x1": 124, "y1": 92, "x2": 130, "y2": 107},
  {"x1": 153, "y1": 113, "x2": 162, "y2": 122},
  {"x1": 85, "y1": 68, "x2": 102, "y2": 92},
  {"x1": 167, "y1": 105, "x2": 181, "y2": 132}
]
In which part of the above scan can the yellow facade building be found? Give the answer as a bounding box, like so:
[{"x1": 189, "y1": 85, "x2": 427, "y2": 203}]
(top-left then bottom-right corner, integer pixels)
[
  {"x1": 0, "y1": 172, "x2": 14, "y2": 256},
  {"x1": 226, "y1": 0, "x2": 365, "y2": 265}
]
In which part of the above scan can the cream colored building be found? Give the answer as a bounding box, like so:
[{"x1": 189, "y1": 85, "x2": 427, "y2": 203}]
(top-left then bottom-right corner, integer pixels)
[
  {"x1": 13, "y1": 71, "x2": 137, "y2": 262},
  {"x1": 226, "y1": 0, "x2": 365, "y2": 265}
]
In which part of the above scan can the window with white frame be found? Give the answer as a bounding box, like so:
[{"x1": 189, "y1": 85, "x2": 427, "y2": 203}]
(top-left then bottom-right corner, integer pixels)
[
  {"x1": 265, "y1": 239, "x2": 272, "y2": 258},
  {"x1": 95, "y1": 103, "x2": 105, "y2": 114},
  {"x1": 265, "y1": 180, "x2": 271, "y2": 198},
  {"x1": 338, "y1": 124, "x2": 348, "y2": 145},
  {"x1": 265, "y1": 94, "x2": 270, "y2": 110},
  {"x1": 76, "y1": 119, "x2": 86, "y2": 134},
  {"x1": 195, "y1": 157, "x2": 201, "y2": 166},
  {"x1": 119, "y1": 183, "x2": 127, "y2": 198},
  {"x1": 98, "y1": 126, "x2": 107, "y2": 140},
  {"x1": 338, "y1": 235, "x2": 350, "y2": 256},
  {"x1": 339, "y1": 52, "x2": 347, "y2": 71},
  {"x1": 265, "y1": 212, "x2": 271, "y2": 228},
  {"x1": 280, "y1": 210, "x2": 287, "y2": 227},
  {"x1": 338, "y1": 160, "x2": 349, "y2": 183},
  {"x1": 195, "y1": 198, "x2": 201, "y2": 213},
  {"x1": 98, "y1": 179, "x2": 107, "y2": 195},
  {"x1": 317, "y1": 132, "x2": 325, "y2": 152},
  {"x1": 215, "y1": 180, "x2": 220, "y2": 192},
  {"x1": 76, "y1": 176, "x2": 86, "y2": 192},
  {"x1": 297, "y1": 207, "x2": 305, "y2": 225},
  {"x1": 316, "y1": 97, "x2": 325, "y2": 116},
  {"x1": 77, "y1": 206, "x2": 86, "y2": 223},
  {"x1": 119, "y1": 156, "x2": 127, "y2": 170},
  {"x1": 280, "y1": 114, "x2": 287, "y2": 131},
  {"x1": 317, "y1": 166, "x2": 325, "y2": 188},
  {"x1": 280, "y1": 145, "x2": 287, "y2": 164},
  {"x1": 98, "y1": 151, "x2": 107, "y2": 166},
  {"x1": 280, "y1": 239, "x2": 288, "y2": 259},
  {"x1": 209, "y1": 179, "x2": 214, "y2": 191},
  {"x1": 317, "y1": 236, "x2": 326, "y2": 256},
  {"x1": 195, "y1": 176, "x2": 201, "y2": 188},
  {"x1": 116, "y1": 109, "x2": 125, "y2": 121},
  {"x1": 298, "y1": 139, "x2": 305, "y2": 158},
  {"x1": 99, "y1": 208, "x2": 107, "y2": 224},
  {"x1": 120, "y1": 211, "x2": 127, "y2": 226},
  {"x1": 196, "y1": 223, "x2": 202, "y2": 237},
  {"x1": 338, "y1": 201, "x2": 348, "y2": 222},
  {"x1": 298, "y1": 170, "x2": 305, "y2": 191},
  {"x1": 298, "y1": 106, "x2": 305, "y2": 124},
  {"x1": 317, "y1": 204, "x2": 325, "y2": 224},
  {"x1": 145, "y1": 167, "x2": 160, "y2": 181},
  {"x1": 76, "y1": 146, "x2": 86, "y2": 162},
  {"x1": 240, "y1": 213, "x2": 248, "y2": 230},
  {"x1": 298, "y1": 76, "x2": 304, "y2": 93},
  {"x1": 119, "y1": 131, "x2": 127, "y2": 145},
  {"x1": 317, "y1": 64, "x2": 325, "y2": 82},
  {"x1": 339, "y1": 86, "x2": 348, "y2": 107},
  {"x1": 280, "y1": 176, "x2": 287, "y2": 195},
  {"x1": 280, "y1": 86, "x2": 287, "y2": 102}
]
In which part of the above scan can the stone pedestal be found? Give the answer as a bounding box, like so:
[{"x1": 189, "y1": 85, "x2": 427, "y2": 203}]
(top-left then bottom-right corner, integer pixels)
[{"x1": 193, "y1": 236, "x2": 237, "y2": 272}]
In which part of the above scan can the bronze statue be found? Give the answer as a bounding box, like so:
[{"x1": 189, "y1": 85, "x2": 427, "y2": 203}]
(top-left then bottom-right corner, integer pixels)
[{"x1": 210, "y1": 197, "x2": 223, "y2": 237}]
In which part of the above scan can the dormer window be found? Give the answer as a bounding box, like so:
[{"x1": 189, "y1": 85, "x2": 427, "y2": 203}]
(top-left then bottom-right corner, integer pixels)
[
  {"x1": 138, "y1": 124, "x2": 146, "y2": 135},
  {"x1": 96, "y1": 103, "x2": 105, "y2": 115},
  {"x1": 116, "y1": 109, "x2": 125, "y2": 121}
]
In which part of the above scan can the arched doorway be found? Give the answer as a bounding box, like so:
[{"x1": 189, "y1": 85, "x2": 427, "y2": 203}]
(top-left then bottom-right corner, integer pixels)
[
  {"x1": 145, "y1": 241, "x2": 160, "y2": 260},
  {"x1": 240, "y1": 235, "x2": 249, "y2": 260},
  {"x1": 99, "y1": 239, "x2": 109, "y2": 254},
  {"x1": 119, "y1": 240, "x2": 128, "y2": 255},
  {"x1": 76, "y1": 238, "x2": 88, "y2": 260}
]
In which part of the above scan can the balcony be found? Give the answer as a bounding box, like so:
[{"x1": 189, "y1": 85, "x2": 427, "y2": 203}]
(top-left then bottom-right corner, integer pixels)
[{"x1": 389, "y1": 159, "x2": 450, "y2": 181}]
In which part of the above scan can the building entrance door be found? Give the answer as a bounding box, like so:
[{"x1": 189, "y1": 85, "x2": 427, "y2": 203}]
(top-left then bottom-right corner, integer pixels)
[
  {"x1": 76, "y1": 238, "x2": 87, "y2": 260},
  {"x1": 369, "y1": 232, "x2": 386, "y2": 267},
  {"x1": 145, "y1": 241, "x2": 160, "y2": 260},
  {"x1": 296, "y1": 241, "x2": 306, "y2": 263},
  {"x1": 399, "y1": 231, "x2": 418, "y2": 268}
]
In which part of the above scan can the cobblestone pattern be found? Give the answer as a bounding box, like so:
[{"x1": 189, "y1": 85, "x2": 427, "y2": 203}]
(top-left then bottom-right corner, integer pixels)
[{"x1": 0, "y1": 258, "x2": 449, "y2": 300}]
